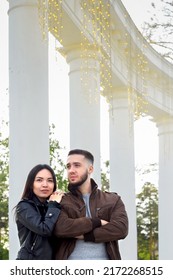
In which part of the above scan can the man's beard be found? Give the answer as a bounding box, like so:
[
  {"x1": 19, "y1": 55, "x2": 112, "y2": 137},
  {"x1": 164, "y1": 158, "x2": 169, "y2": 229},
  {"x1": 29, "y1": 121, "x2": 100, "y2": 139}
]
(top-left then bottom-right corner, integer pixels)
[{"x1": 68, "y1": 171, "x2": 88, "y2": 191}]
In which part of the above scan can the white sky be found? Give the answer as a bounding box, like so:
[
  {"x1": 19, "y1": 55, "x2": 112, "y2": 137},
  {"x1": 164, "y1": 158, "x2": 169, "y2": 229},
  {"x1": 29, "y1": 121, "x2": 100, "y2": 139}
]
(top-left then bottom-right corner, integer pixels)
[
  {"x1": 0, "y1": 0, "x2": 159, "y2": 191},
  {"x1": 121, "y1": 0, "x2": 153, "y2": 28}
]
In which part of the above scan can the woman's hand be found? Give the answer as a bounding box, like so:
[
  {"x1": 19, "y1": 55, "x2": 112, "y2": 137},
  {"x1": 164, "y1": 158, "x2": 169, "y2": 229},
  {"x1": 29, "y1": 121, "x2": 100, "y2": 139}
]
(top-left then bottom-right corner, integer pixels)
[{"x1": 49, "y1": 190, "x2": 64, "y2": 203}]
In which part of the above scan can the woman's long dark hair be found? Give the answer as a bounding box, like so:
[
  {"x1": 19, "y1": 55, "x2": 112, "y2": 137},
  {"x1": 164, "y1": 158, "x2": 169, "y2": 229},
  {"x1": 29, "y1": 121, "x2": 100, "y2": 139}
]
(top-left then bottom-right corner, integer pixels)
[{"x1": 21, "y1": 164, "x2": 57, "y2": 200}]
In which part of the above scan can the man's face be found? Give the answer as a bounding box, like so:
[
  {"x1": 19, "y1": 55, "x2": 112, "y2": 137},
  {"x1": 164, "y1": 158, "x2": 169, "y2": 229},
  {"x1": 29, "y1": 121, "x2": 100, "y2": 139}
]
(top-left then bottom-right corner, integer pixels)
[{"x1": 66, "y1": 154, "x2": 93, "y2": 187}]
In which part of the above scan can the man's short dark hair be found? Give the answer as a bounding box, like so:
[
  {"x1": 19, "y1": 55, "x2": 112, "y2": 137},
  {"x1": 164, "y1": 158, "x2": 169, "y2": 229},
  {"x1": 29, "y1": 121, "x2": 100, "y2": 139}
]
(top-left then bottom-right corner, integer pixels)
[{"x1": 68, "y1": 149, "x2": 94, "y2": 164}]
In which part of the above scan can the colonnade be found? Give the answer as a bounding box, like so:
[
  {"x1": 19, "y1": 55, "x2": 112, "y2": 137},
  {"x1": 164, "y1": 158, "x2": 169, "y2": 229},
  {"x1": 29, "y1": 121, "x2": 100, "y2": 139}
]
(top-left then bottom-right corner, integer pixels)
[{"x1": 8, "y1": 0, "x2": 173, "y2": 260}]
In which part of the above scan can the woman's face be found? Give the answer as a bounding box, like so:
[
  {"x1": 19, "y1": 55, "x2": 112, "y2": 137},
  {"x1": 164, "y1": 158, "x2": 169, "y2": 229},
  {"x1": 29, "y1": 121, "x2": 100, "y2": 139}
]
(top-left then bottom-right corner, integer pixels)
[{"x1": 33, "y1": 169, "x2": 55, "y2": 202}]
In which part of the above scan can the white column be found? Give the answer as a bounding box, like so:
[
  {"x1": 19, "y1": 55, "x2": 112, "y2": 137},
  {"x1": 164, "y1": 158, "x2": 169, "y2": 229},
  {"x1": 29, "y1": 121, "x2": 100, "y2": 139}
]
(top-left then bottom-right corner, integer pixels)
[
  {"x1": 66, "y1": 46, "x2": 101, "y2": 185},
  {"x1": 109, "y1": 89, "x2": 137, "y2": 259},
  {"x1": 9, "y1": 0, "x2": 49, "y2": 259},
  {"x1": 157, "y1": 117, "x2": 173, "y2": 260}
]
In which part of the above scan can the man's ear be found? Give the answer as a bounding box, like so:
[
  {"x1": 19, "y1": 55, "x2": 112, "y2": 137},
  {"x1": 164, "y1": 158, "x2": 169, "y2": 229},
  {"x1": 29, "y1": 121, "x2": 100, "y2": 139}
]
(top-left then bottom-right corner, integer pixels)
[{"x1": 88, "y1": 165, "x2": 94, "y2": 174}]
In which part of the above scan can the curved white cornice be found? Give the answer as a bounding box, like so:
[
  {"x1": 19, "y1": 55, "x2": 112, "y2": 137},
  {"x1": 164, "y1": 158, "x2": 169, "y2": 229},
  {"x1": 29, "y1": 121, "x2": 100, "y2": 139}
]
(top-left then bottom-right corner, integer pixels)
[{"x1": 50, "y1": 0, "x2": 173, "y2": 119}]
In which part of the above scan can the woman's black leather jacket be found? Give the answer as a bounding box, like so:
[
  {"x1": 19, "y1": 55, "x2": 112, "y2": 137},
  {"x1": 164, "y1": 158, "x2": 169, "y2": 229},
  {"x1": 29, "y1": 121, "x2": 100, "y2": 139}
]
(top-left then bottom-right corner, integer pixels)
[{"x1": 15, "y1": 195, "x2": 61, "y2": 260}]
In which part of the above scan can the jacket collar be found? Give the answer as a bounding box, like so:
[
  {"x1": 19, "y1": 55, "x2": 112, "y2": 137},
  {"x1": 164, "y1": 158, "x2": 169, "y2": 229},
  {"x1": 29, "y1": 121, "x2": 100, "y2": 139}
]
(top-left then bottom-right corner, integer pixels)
[{"x1": 23, "y1": 194, "x2": 48, "y2": 207}]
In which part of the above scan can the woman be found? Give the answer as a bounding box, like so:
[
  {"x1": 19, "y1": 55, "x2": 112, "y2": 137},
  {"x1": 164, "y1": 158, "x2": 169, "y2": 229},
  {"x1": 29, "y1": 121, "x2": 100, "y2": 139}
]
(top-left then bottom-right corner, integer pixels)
[{"x1": 15, "y1": 164, "x2": 64, "y2": 260}]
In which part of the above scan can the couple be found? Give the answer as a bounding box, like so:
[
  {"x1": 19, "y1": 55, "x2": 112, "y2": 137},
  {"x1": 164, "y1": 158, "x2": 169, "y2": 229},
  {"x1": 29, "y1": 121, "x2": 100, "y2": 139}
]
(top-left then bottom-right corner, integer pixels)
[{"x1": 15, "y1": 149, "x2": 128, "y2": 260}]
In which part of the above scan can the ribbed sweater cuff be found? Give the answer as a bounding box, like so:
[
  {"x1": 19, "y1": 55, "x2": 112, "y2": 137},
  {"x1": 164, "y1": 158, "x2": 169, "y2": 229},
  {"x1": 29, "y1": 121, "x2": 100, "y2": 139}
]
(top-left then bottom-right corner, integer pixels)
[
  {"x1": 84, "y1": 231, "x2": 95, "y2": 242},
  {"x1": 91, "y1": 217, "x2": 101, "y2": 229}
]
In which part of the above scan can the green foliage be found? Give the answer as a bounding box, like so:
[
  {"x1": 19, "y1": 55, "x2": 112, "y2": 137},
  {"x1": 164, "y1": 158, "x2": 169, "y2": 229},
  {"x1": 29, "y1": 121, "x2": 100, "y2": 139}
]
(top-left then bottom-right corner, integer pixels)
[
  {"x1": 0, "y1": 130, "x2": 9, "y2": 259},
  {"x1": 49, "y1": 123, "x2": 68, "y2": 191},
  {"x1": 101, "y1": 160, "x2": 110, "y2": 191},
  {"x1": 136, "y1": 182, "x2": 158, "y2": 260}
]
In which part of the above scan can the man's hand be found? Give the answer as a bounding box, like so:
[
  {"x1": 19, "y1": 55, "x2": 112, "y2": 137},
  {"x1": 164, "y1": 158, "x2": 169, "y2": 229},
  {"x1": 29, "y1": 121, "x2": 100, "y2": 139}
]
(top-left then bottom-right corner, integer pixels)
[
  {"x1": 101, "y1": 219, "x2": 109, "y2": 226},
  {"x1": 75, "y1": 235, "x2": 84, "y2": 239}
]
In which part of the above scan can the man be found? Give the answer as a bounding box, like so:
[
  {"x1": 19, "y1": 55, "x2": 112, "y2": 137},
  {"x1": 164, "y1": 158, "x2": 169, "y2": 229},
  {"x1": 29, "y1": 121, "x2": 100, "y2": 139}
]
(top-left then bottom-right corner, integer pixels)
[{"x1": 54, "y1": 149, "x2": 128, "y2": 260}]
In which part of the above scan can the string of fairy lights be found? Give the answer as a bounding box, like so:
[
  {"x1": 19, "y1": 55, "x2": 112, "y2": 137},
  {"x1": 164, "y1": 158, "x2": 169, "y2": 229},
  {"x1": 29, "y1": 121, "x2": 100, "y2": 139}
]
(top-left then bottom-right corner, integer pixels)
[
  {"x1": 38, "y1": 0, "x2": 113, "y2": 104},
  {"x1": 123, "y1": 13, "x2": 149, "y2": 122},
  {"x1": 37, "y1": 0, "x2": 173, "y2": 119},
  {"x1": 80, "y1": 0, "x2": 112, "y2": 103},
  {"x1": 38, "y1": 0, "x2": 63, "y2": 42}
]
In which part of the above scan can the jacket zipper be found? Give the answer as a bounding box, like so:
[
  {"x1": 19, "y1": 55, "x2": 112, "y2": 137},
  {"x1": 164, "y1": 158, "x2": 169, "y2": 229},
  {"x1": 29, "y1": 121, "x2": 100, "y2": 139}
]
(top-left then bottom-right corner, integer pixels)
[{"x1": 31, "y1": 235, "x2": 38, "y2": 251}]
